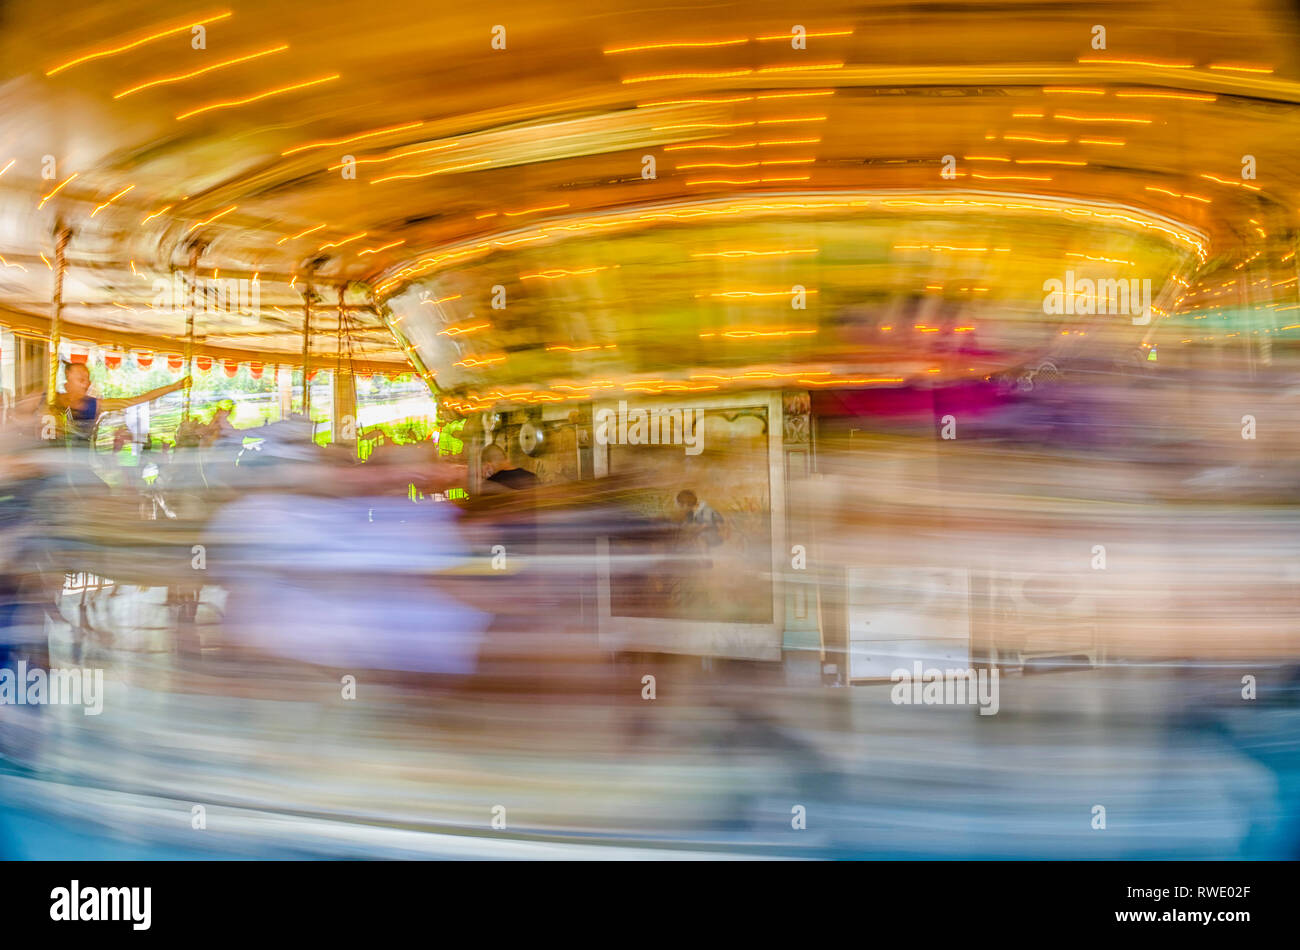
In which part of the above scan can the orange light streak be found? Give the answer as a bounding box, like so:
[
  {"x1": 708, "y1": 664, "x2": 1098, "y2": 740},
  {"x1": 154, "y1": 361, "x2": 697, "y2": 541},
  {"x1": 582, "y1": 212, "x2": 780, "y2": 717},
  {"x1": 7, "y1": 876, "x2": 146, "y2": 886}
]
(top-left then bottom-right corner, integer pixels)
[
  {"x1": 1077, "y1": 57, "x2": 1194, "y2": 68},
  {"x1": 283, "y1": 120, "x2": 425, "y2": 156},
  {"x1": 1115, "y1": 90, "x2": 1215, "y2": 102},
  {"x1": 37, "y1": 173, "x2": 78, "y2": 209},
  {"x1": 503, "y1": 203, "x2": 570, "y2": 217},
  {"x1": 90, "y1": 184, "x2": 134, "y2": 216},
  {"x1": 1054, "y1": 112, "x2": 1152, "y2": 124},
  {"x1": 176, "y1": 74, "x2": 339, "y2": 120},
  {"x1": 370, "y1": 160, "x2": 489, "y2": 183},
  {"x1": 605, "y1": 38, "x2": 748, "y2": 54},
  {"x1": 358, "y1": 240, "x2": 406, "y2": 256},
  {"x1": 756, "y1": 30, "x2": 853, "y2": 41},
  {"x1": 185, "y1": 204, "x2": 236, "y2": 232},
  {"x1": 47, "y1": 11, "x2": 232, "y2": 76},
  {"x1": 116, "y1": 44, "x2": 288, "y2": 97},
  {"x1": 622, "y1": 69, "x2": 754, "y2": 84},
  {"x1": 317, "y1": 232, "x2": 366, "y2": 250},
  {"x1": 277, "y1": 224, "x2": 325, "y2": 245},
  {"x1": 141, "y1": 204, "x2": 173, "y2": 224}
]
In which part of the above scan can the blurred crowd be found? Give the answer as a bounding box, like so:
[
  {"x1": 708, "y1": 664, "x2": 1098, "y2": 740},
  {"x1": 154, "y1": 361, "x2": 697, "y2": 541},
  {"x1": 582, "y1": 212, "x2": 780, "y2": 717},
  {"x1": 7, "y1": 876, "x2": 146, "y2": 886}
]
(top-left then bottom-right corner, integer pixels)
[{"x1": 0, "y1": 346, "x2": 1298, "y2": 858}]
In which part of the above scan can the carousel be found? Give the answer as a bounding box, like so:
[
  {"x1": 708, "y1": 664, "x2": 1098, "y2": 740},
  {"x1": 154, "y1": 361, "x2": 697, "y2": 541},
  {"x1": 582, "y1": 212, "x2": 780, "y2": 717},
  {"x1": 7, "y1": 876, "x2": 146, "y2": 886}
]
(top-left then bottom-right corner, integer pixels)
[{"x1": 0, "y1": 0, "x2": 1297, "y2": 675}]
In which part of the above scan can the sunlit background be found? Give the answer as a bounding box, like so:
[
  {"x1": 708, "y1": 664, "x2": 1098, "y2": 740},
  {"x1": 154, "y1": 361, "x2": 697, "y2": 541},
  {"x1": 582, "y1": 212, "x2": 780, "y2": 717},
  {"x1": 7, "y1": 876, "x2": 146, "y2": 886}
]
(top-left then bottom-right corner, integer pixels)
[{"x1": 0, "y1": 0, "x2": 1298, "y2": 858}]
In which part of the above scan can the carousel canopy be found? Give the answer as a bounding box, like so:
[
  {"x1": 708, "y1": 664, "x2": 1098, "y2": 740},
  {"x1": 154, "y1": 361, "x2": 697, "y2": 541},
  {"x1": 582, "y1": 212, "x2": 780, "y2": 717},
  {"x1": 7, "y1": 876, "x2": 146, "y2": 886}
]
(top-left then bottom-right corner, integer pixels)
[{"x1": 0, "y1": 0, "x2": 1296, "y2": 389}]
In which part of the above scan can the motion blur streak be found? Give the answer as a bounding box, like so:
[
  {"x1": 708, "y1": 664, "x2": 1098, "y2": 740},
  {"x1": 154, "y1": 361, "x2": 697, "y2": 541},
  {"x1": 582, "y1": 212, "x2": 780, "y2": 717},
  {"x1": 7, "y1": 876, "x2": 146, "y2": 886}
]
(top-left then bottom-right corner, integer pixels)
[{"x1": 0, "y1": 0, "x2": 1298, "y2": 859}]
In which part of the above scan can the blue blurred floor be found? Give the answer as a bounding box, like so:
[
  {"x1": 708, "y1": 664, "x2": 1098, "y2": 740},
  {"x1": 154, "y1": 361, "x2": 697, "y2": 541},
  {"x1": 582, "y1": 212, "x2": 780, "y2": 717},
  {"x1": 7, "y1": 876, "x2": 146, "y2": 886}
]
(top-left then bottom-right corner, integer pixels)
[{"x1": 0, "y1": 665, "x2": 1296, "y2": 859}]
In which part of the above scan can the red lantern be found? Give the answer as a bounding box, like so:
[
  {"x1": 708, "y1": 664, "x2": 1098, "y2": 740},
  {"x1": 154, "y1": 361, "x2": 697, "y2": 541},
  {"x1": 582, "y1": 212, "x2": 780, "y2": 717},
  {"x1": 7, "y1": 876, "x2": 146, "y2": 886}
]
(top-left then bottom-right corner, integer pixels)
[
  {"x1": 136, "y1": 352, "x2": 154, "y2": 370},
  {"x1": 223, "y1": 359, "x2": 240, "y2": 378},
  {"x1": 167, "y1": 354, "x2": 183, "y2": 372},
  {"x1": 195, "y1": 356, "x2": 213, "y2": 373},
  {"x1": 104, "y1": 353, "x2": 122, "y2": 370},
  {"x1": 249, "y1": 361, "x2": 264, "y2": 379},
  {"x1": 69, "y1": 349, "x2": 88, "y2": 365}
]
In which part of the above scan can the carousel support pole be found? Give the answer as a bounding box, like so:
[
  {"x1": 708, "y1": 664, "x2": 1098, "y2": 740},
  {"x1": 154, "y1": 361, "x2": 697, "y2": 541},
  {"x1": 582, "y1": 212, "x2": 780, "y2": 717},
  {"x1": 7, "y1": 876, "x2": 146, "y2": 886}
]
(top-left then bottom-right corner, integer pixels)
[
  {"x1": 183, "y1": 243, "x2": 202, "y2": 421},
  {"x1": 276, "y1": 364, "x2": 292, "y2": 420},
  {"x1": 47, "y1": 225, "x2": 72, "y2": 404},
  {"x1": 301, "y1": 283, "x2": 313, "y2": 418},
  {"x1": 333, "y1": 284, "x2": 357, "y2": 450}
]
